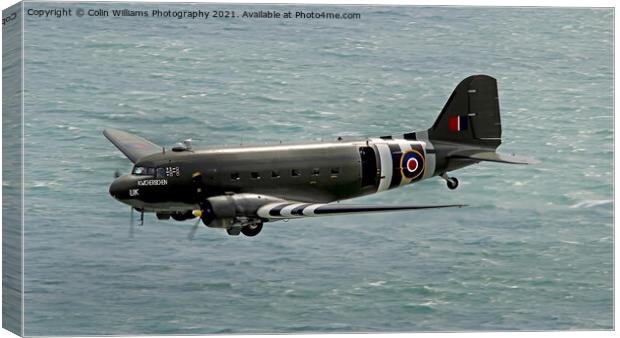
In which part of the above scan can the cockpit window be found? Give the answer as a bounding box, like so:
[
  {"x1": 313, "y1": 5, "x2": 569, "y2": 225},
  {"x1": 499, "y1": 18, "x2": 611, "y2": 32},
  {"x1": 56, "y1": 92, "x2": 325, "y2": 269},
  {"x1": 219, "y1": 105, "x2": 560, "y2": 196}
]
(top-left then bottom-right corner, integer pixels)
[
  {"x1": 133, "y1": 166, "x2": 147, "y2": 175},
  {"x1": 132, "y1": 167, "x2": 160, "y2": 177}
]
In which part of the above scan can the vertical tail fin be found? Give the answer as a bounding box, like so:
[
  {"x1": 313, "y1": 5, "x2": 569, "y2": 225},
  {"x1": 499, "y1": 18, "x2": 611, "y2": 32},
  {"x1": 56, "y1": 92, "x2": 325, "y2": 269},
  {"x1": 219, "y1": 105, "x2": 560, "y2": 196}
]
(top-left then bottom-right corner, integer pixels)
[{"x1": 428, "y1": 75, "x2": 502, "y2": 149}]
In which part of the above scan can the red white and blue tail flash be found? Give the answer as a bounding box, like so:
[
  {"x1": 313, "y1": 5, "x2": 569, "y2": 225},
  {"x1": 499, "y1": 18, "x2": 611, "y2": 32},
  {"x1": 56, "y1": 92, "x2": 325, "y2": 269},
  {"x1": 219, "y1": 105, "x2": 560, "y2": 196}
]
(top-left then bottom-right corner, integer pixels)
[{"x1": 449, "y1": 116, "x2": 469, "y2": 132}]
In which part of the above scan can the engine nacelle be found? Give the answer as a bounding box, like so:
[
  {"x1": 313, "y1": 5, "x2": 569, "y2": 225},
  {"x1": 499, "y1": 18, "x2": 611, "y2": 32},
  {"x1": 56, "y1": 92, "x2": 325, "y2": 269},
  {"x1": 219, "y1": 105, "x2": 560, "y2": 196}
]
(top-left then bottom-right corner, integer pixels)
[{"x1": 203, "y1": 193, "x2": 283, "y2": 228}]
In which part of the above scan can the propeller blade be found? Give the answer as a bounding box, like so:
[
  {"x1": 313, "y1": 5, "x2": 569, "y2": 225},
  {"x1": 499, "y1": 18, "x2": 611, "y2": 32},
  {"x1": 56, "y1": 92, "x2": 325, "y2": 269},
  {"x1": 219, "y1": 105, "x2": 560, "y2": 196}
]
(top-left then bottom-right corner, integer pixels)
[
  {"x1": 129, "y1": 207, "x2": 135, "y2": 238},
  {"x1": 187, "y1": 218, "x2": 201, "y2": 240}
]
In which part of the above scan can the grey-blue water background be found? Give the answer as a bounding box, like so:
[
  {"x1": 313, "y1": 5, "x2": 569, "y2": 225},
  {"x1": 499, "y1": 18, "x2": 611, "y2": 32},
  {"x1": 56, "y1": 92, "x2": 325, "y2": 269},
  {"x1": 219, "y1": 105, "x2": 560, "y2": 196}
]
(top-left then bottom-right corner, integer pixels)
[{"x1": 17, "y1": 4, "x2": 612, "y2": 335}]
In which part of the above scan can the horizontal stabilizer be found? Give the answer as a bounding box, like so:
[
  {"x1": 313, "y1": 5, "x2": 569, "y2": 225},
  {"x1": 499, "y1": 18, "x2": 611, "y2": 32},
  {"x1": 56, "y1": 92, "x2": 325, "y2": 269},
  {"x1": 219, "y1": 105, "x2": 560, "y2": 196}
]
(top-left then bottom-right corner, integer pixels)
[
  {"x1": 451, "y1": 151, "x2": 538, "y2": 165},
  {"x1": 257, "y1": 202, "x2": 465, "y2": 220},
  {"x1": 103, "y1": 128, "x2": 161, "y2": 163}
]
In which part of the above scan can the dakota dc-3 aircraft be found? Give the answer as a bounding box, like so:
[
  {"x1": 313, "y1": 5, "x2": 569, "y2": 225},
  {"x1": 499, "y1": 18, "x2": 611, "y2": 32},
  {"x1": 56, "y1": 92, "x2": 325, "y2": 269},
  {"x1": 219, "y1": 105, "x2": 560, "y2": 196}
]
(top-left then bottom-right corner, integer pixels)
[{"x1": 106, "y1": 75, "x2": 535, "y2": 238}]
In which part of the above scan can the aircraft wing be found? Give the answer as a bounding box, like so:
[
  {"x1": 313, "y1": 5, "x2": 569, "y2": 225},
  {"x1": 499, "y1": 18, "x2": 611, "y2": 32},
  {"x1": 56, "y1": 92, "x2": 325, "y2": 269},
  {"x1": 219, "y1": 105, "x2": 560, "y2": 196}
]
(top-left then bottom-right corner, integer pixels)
[
  {"x1": 103, "y1": 128, "x2": 162, "y2": 163},
  {"x1": 256, "y1": 201, "x2": 465, "y2": 221}
]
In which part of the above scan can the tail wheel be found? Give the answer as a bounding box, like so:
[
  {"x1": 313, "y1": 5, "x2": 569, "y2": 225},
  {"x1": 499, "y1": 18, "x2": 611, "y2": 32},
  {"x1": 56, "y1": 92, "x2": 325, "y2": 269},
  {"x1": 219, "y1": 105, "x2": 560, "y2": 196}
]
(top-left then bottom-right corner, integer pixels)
[
  {"x1": 447, "y1": 177, "x2": 459, "y2": 190},
  {"x1": 241, "y1": 222, "x2": 263, "y2": 237}
]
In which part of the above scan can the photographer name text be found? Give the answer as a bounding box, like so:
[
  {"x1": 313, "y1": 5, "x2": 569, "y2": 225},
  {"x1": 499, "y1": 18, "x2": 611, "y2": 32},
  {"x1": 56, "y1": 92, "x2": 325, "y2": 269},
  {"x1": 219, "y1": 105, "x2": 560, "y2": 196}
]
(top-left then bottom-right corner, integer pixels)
[{"x1": 26, "y1": 8, "x2": 361, "y2": 20}]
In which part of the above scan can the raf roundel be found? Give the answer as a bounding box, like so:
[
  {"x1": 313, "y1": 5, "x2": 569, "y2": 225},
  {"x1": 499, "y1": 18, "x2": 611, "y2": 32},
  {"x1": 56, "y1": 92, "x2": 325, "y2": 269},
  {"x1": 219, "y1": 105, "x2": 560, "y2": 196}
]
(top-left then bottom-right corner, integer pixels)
[{"x1": 400, "y1": 149, "x2": 425, "y2": 180}]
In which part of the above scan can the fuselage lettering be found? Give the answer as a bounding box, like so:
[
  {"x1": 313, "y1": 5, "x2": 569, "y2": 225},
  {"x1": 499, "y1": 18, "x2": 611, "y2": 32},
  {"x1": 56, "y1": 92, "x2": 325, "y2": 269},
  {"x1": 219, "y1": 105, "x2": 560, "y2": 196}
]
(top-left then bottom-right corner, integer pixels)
[{"x1": 137, "y1": 179, "x2": 168, "y2": 186}]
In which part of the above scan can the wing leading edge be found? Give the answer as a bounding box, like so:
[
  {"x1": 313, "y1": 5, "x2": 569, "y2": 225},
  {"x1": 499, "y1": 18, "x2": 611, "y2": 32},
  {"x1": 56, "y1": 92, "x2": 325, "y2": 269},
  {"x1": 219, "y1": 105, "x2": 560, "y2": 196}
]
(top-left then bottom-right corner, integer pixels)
[
  {"x1": 103, "y1": 128, "x2": 162, "y2": 163},
  {"x1": 257, "y1": 202, "x2": 465, "y2": 220}
]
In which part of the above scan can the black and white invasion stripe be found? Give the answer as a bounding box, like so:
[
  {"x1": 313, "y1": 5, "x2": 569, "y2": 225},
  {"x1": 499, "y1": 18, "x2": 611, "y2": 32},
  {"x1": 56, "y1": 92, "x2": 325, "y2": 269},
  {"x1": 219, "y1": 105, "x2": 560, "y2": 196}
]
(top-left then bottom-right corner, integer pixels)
[
  {"x1": 369, "y1": 137, "x2": 429, "y2": 191},
  {"x1": 257, "y1": 202, "x2": 462, "y2": 220},
  {"x1": 257, "y1": 202, "x2": 328, "y2": 219}
]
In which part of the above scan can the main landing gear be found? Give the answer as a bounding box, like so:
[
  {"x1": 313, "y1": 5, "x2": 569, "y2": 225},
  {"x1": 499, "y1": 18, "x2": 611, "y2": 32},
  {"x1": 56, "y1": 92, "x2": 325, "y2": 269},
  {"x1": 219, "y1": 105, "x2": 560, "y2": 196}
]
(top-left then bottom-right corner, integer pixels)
[
  {"x1": 226, "y1": 221, "x2": 264, "y2": 237},
  {"x1": 441, "y1": 173, "x2": 459, "y2": 190},
  {"x1": 241, "y1": 223, "x2": 263, "y2": 237}
]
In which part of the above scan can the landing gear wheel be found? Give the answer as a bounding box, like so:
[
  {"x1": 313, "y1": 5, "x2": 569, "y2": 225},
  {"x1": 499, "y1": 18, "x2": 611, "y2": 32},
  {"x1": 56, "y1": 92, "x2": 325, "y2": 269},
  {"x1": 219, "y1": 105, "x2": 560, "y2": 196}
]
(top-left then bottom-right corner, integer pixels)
[
  {"x1": 241, "y1": 223, "x2": 263, "y2": 237},
  {"x1": 447, "y1": 177, "x2": 459, "y2": 190},
  {"x1": 226, "y1": 227, "x2": 241, "y2": 236}
]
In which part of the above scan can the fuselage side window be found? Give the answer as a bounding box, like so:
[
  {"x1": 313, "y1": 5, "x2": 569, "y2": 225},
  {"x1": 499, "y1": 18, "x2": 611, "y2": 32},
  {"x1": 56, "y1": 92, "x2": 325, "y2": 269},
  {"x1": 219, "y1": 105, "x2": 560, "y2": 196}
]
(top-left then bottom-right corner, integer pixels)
[
  {"x1": 231, "y1": 172, "x2": 240, "y2": 181},
  {"x1": 251, "y1": 172, "x2": 261, "y2": 179},
  {"x1": 312, "y1": 168, "x2": 320, "y2": 176},
  {"x1": 271, "y1": 171, "x2": 280, "y2": 179},
  {"x1": 330, "y1": 167, "x2": 340, "y2": 177},
  {"x1": 291, "y1": 169, "x2": 301, "y2": 177},
  {"x1": 147, "y1": 167, "x2": 156, "y2": 176}
]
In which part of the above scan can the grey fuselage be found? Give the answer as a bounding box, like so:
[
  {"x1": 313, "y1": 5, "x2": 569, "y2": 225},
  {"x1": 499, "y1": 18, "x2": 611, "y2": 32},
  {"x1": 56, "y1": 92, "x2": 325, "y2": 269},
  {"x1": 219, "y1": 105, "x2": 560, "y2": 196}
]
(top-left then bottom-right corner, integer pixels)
[{"x1": 108, "y1": 133, "x2": 472, "y2": 214}]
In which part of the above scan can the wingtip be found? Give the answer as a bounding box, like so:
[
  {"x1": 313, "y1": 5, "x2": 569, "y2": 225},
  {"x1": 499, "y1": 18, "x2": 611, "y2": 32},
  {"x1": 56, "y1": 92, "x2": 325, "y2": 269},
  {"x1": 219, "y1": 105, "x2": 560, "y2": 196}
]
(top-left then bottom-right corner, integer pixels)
[{"x1": 103, "y1": 128, "x2": 117, "y2": 137}]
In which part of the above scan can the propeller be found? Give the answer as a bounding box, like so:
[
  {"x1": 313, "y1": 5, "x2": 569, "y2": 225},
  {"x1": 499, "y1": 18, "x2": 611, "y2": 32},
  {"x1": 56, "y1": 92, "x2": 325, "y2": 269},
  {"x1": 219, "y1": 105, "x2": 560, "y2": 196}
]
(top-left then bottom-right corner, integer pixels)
[
  {"x1": 129, "y1": 206, "x2": 135, "y2": 238},
  {"x1": 187, "y1": 210, "x2": 203, "y2": 240},
  {"x1": 187, "y1": 171, "x2": 207, "y2": 240}
]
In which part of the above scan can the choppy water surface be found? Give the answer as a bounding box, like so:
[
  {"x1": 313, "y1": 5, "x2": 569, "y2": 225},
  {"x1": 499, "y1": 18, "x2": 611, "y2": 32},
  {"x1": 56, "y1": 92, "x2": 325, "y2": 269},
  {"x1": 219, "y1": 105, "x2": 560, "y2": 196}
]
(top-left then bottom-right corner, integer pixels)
[{"x1": 19, "y1": 4, "x2": 612, "y2": 335}]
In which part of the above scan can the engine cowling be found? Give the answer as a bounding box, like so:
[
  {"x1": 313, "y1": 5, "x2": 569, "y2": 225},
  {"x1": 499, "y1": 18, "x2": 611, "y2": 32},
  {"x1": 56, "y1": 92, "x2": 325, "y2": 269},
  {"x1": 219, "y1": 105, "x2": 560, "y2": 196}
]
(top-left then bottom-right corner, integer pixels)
[{"x1": 202, "y1": 193, "x2": 283, "y2": 228}]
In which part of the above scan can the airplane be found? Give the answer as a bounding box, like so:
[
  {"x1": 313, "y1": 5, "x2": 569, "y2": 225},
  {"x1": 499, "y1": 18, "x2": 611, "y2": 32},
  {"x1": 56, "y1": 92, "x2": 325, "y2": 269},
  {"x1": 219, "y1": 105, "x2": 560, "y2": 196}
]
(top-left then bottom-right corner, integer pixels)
[{"x1": 106, "y1": 75, "x2": 535, "y2": 238}]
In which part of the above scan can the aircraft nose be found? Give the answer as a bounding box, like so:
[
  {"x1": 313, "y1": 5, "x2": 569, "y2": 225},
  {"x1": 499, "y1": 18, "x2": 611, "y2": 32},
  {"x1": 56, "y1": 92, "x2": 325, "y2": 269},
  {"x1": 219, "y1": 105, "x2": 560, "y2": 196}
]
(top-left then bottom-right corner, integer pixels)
[{"x1": 109, "y1": 175, "x2": 133, "y2": 200}]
